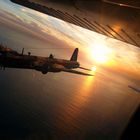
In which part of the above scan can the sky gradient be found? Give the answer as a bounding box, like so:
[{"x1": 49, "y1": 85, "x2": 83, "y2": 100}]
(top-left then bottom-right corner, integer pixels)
[{"x1": 0, "y1": 0, "x2": 140, "y2": 77}]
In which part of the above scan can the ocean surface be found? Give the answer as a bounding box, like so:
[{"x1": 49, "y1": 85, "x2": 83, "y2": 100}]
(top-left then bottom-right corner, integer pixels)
[{"x1": 0, "y1": 66, "x2": 139, "y2": 139}]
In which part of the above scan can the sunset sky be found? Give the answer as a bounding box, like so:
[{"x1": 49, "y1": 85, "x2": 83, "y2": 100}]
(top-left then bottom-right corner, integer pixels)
[{"x1": 0, "y1": 0, "x2": 140, "y2": 77}]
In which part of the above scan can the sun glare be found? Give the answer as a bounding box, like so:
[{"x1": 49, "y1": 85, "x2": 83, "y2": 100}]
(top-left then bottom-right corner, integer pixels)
[
  {"x1": 89, "y1": 42, "x2": 112, "y2": 64},
  {"x1": 91, "y1": 66, "x2": 97, "y2": 72}
]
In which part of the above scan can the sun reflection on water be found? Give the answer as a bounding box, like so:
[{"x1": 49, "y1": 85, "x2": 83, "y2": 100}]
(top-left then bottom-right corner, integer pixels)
[{"x1": 55, "y1": 69, "x2": 96, "y2": 133}]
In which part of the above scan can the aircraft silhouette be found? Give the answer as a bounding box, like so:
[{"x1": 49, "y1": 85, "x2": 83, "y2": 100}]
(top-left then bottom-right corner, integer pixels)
[{"x1": 0, "y1": 44, "x2": 93, "y2": 76}]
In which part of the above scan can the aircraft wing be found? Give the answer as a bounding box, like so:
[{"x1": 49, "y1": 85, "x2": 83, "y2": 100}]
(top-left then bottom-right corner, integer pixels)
[
  {"x1": 61, "y1": 68, "x2": 93, "y2": 76},
  {"x1": 10, "y1": 0, "x2": 140, "y2": 48}
]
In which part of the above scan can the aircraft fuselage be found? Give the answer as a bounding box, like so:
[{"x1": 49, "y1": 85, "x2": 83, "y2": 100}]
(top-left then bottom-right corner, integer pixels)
[{"x1": 0, "y1": 51, "x2": 79, "y2": 73}]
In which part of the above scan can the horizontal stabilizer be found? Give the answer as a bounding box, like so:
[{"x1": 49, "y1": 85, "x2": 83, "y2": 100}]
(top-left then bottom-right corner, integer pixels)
[{"x1": 79, "y1": 67, "x2": 91, "y2": 71}]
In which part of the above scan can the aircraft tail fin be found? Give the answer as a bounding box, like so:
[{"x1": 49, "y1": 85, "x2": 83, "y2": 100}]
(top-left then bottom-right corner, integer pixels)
[{"x1": 70, "y1": 48, "x2": 78, "y2": 61}]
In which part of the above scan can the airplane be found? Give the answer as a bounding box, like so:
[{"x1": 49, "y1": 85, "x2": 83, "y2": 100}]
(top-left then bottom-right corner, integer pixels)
[{"x1": 0, "y1": 44, "x2": 93, "y2": 76}]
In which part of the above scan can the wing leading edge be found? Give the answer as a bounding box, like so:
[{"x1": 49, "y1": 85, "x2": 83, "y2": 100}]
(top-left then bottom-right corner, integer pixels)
[{"x1": 10, "y1": 0, "x2": 140, "y2": 47}]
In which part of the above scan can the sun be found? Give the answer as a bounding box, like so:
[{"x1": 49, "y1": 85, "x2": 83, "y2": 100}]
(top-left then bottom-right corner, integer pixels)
[
  {"x1": 91, "y1": 66, "x2": 97, "y2": 71},
  {"x1": 89, "y1": 42, "x2": 112, "y2": 64}
]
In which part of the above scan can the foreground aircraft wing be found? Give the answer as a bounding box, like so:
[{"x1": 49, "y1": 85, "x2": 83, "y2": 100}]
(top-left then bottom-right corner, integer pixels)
[
  {"x1": 10, "y1": 0, "x2": 140, "y2": 48},
  {"x1": 61, "y1": 68, "x2": 93, "y2": 76}
]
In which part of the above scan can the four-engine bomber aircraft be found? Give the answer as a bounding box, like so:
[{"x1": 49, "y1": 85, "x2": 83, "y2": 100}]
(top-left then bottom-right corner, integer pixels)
[{"x1": 0, "y1": 45, "x2": 93, "y2": 76}]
